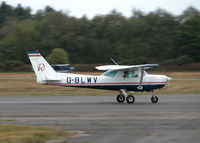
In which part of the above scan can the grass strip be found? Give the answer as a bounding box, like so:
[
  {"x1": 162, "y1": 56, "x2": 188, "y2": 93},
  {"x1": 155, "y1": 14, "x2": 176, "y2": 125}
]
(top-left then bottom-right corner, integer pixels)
[{"x1": 0, "y1": 124, "x2": 73, "y2": 143}]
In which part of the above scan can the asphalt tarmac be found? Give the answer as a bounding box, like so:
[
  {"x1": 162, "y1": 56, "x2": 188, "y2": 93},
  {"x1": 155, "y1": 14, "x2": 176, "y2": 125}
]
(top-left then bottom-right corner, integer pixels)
[{"x1": 0, "y1": 95, "x2": 200, "y2": 143}]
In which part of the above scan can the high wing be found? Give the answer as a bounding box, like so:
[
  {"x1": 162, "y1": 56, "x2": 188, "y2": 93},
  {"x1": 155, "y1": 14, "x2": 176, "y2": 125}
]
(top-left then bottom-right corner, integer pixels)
[{"x1": 95, "y1": 64, "x2": 159, "y2": 71}]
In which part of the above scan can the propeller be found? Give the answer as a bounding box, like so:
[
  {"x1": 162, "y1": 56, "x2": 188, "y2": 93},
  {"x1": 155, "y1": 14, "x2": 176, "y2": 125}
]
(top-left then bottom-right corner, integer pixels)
[{"x1": 166, "y1": 76, "x2": 172, "y2": 88}]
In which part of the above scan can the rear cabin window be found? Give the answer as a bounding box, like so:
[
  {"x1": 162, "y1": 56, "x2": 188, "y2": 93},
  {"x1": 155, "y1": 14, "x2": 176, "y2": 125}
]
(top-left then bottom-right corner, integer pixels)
[
  {"x1": 103, "y1": 70, "x2": 118, "y2": 77},
  {"x1": 123, "y1": 70, "x2": 138, "y2": 78}
]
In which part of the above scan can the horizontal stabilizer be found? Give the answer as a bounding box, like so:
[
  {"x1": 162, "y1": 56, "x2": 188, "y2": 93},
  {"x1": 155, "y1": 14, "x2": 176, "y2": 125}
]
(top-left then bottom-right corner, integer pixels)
[{"x1": 45, "y1": 75, "x2": 61, "y2": 81}]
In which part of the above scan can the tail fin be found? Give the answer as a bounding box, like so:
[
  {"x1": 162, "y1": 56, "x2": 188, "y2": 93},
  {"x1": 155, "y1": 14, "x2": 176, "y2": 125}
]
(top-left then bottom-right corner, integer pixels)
[{"x1": 27, "y1": 51, "x2": 60, "y2": 83}]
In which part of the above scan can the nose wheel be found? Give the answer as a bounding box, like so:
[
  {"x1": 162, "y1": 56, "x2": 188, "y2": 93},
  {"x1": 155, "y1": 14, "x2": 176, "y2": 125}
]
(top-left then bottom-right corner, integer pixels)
[{"x1": 151, "y1": 91, "x2": 158, "y2": 103}]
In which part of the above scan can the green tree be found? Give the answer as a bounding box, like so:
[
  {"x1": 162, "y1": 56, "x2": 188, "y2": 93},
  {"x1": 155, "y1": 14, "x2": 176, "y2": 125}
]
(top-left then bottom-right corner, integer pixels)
[
  {"x1": 0, "y1": 2, "x2": 13, "y2": 26},
  {"x1": 0, "y1": 19, "x2": 40, "y2": 62},
  {"x1": 46, "y1": 48, "x2": 70, "y2": 64},
  {"x1": 35, "y1": 6, "x2": 55, "y2": 20},
  {"x1": 14, "y1": 4, "x2": 31, "y2": 20},
  {"x1": 141, "y1": 9, "x2": 178, "y2": 61},
  {"x1": 176, "y1": 7, "x2": 200, "y2": 62}
]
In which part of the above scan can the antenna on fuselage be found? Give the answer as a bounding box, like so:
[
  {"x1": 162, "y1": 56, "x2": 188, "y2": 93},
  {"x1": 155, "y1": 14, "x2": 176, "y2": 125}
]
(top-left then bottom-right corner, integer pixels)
[{"x1": 111, "y1": 58, "x2": 118, "y2": 65}]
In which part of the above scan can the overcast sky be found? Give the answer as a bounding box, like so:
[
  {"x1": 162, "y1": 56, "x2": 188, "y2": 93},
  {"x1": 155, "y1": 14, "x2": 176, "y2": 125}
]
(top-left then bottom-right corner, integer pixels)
[{"x1": 2, "y1": 0, "x2": 200, "y2": 18}]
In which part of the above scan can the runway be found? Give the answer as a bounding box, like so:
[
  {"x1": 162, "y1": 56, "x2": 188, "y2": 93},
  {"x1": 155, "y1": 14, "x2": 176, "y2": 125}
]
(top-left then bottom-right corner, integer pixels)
[{"x1": 0, "y1": 95, "x2": 200, "y2": 143}]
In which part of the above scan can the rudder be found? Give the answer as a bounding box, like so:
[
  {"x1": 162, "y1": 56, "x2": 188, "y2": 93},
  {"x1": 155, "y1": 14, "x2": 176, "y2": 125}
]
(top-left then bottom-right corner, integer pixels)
[{"x1": 27, "y1": 51, "x2": 58, "y2": 83}]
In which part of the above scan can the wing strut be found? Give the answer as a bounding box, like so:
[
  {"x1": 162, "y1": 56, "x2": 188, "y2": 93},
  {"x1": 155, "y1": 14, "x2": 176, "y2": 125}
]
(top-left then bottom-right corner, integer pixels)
[{"x1": 137, "y1": 68, "x2": 144, "y2": 90}]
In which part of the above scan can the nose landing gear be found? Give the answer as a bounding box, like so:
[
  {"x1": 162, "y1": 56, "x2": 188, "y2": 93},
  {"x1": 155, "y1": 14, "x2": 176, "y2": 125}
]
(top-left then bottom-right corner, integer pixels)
[{"x1": 151, "y1": 91, "x2": 158, "y2": 103}]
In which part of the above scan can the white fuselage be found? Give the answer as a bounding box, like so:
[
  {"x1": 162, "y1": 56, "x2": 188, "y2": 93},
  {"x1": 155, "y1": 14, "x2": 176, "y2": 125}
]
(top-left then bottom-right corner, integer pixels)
[{"x1": 42, "y1": 71, "x2": 170, "y2": 92}]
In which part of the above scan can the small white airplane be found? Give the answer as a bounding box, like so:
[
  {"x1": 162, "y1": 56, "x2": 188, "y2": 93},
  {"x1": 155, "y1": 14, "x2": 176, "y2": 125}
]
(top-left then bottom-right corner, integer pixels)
[{"x1": 27, "y1": 51, "x2": 172, "y2": 104}]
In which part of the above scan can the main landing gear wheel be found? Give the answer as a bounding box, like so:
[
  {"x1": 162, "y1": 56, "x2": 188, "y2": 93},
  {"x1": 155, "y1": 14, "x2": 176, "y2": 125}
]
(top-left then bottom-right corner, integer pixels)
[
  {"x1": 126, "y1": 95, "x2": 135, "y2": 104},
  {"x1": 116, "y1": 94, "x2": 125, "y2": 103},
  {"x1": 151, "y1": 96, "x2": 158, "y2": 103}
]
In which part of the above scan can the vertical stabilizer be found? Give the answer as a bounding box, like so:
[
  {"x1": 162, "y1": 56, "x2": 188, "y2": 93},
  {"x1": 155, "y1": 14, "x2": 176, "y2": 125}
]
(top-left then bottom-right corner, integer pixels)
[{"x1": 27, "y1": 51, "x2": 58, "y2": 83}]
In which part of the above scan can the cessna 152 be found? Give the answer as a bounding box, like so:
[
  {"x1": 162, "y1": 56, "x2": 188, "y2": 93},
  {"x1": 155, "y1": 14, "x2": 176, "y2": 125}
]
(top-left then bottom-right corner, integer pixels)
[{"x1": 27, "y1": 51, "x2": 171, "y2": 104}]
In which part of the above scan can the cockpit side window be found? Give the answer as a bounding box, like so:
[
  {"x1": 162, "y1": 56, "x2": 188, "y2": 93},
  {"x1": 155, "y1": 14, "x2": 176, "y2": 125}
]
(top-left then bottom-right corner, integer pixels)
[
  {"x1": 123, "y1": 70, "x2": 138, "y2": 78},
  {"x1": 103, "y1": 70, "x2": 118, "y2": 77}
]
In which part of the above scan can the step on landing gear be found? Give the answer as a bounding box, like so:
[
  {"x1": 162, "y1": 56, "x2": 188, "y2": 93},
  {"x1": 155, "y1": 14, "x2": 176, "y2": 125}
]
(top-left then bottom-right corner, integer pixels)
[{"x1": 116, "y1": 89, "x2": 135, "y2": 104}]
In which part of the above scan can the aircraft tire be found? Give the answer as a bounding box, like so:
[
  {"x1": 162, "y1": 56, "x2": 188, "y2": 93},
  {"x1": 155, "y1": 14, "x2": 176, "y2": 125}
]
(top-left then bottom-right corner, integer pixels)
[
  {"x1": 151, "y1": 96, "x2": 158, "y2": 103},
  {"x1": 126, "y1": 95, "x2": 135, "y2": 104},
  {"x1": 116, "y1": 94, "x2": 125, "y2": 103}
]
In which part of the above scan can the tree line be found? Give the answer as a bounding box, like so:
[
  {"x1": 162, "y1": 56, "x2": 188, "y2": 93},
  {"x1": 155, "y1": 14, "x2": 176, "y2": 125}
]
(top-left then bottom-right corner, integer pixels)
[{"x1": 0, "y1": 1, "x2": 200, "y2": 71}]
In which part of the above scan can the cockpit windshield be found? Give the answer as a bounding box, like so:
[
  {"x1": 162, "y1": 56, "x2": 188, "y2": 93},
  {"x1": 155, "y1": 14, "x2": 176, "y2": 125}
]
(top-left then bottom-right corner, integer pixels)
[{"x1": 103, "y1": 70, "x2": 118, "y2": 77}]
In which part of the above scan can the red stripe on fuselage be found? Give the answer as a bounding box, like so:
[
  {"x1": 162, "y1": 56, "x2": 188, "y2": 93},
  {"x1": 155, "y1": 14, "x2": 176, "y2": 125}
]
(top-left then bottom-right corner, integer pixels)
[{"x1": 42, "y1": 82, "x2": 166, "y2": 86}]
